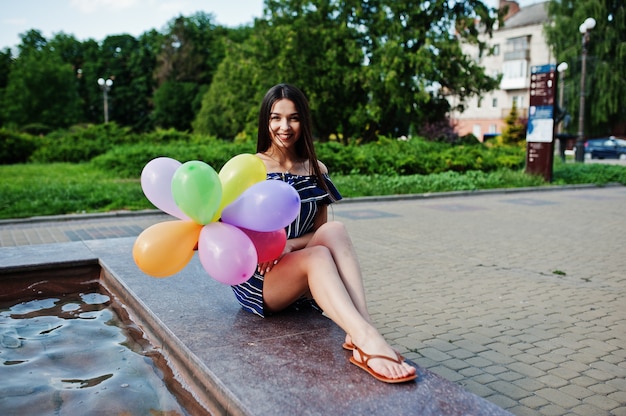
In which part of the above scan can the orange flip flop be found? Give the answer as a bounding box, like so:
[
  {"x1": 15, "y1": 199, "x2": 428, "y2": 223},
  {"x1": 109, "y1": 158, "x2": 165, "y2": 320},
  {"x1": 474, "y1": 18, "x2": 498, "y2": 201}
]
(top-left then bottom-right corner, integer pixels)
[
  {"x1": 349, "y1": 345, "x2": 417, "y2": 384},
  {"x1": 342, "y1": 342, "x2": 355, "y2": 351},
  {"x1": 344, "y1": 342, "x2": 405, "y2": 360}
]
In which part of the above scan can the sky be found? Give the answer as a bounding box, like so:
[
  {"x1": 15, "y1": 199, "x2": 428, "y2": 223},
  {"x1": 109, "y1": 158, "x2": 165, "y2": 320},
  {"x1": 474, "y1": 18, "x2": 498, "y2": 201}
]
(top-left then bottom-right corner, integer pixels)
[
  {"x1": 0, "y1": 0, "x2": 265, "y2": 51},
  {"x1": 0, "y1": 0, "x2": 541, "y2": 52}
]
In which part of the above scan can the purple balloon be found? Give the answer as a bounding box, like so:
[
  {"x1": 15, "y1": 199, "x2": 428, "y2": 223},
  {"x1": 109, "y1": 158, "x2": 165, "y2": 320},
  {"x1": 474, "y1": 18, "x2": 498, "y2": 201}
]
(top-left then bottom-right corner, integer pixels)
[
  {"x1": 221, "y1": 180, "x2": 301, "y2": 232},
  {"x1": 198, "y1": 223, "x2": 257, "y2": 285},
  {"x1": 141, "y1": 157, "x2": 190, "y2": 220}
]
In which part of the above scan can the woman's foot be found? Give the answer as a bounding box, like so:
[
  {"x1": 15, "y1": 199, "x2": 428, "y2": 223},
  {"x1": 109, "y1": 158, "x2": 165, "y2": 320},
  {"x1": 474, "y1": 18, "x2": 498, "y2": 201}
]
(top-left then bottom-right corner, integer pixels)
[{"x1": 350, "y1": 336, "x2": 416, "y2": 382}]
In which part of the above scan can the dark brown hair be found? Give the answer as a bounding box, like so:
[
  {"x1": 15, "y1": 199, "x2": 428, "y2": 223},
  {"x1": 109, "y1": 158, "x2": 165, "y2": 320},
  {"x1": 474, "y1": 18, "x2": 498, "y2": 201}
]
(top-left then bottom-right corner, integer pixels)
[{"x1": 257, "y1": 84, "x2": 330, "y2": 194}]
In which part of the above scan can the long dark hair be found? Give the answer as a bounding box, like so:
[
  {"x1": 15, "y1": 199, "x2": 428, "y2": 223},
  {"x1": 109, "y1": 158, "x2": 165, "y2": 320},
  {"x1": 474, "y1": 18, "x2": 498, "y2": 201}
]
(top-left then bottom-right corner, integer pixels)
[{"x1": 257, "y1": 84, "x2": 330, "y2": 194}]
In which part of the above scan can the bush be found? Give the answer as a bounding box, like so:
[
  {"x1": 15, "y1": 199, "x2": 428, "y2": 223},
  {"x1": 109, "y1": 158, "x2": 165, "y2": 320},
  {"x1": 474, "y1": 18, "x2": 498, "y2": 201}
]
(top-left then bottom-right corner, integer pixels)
[
  {"x1": 0, "y1": 128, "x2": 38, "y2": 164},
  {"x1": 91, "y1": 140, "x2": 256, "y2": 178},
  {"x1": 29, "y1": 123, "x2": 136, "y2": 163},
  {"x1": 317, "y1": 136, "x2": 524, "y2": 176},
  {"x1": 553, "y1": 162, "x2": 626, "y2": 185}
]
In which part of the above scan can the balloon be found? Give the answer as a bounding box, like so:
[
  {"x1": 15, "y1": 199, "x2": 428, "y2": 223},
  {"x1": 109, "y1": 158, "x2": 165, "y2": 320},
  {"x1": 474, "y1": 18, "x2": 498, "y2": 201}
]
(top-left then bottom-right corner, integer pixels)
[
  {"x1": 212, "y1": 154, "x2": 267, "y2": 222},
  {"x1": 171, "y1": 161, "x2": 222, "y2": 225},
  {"x1": 140, "y1": 157, "x2": 190, "y2": 220},
  {"x1": 133, "y1": 221, "x2": 202, "y2": 278},
  {"x1": 240, "y1": 228, "x2": 287, "y2": 263},
  {"x1": 198, "y1": 223, "x2": 257, "y2": 285},
  {"x1": 221, "y1": 180, "x2": 301, "y2": 232}
]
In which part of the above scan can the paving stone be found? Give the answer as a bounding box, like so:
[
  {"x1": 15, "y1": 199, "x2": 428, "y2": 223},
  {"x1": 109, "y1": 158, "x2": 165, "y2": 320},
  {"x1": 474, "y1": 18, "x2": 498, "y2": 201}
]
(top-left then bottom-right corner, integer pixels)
[
  {"x1": 535, "y1": 388, "x2": 581, "y2": 408},
  {"x1": 538, "y1": 404, "x2": 568, "y2": 416},
  {"x1": 569, "y1": 404, "x2": 611, "y2": 416},
  {"x1": 519, "y1": 394, "x2": 549, "y2": 409},
  {"x1": 3, "y1": 186, "x2": 626, "y2": 416},
  {"x1": 582, "y1": 395, "x2": 620, "y2": 411},
  {"x1": 486, "y1": 380, "x2": 531, "y2": 400}
]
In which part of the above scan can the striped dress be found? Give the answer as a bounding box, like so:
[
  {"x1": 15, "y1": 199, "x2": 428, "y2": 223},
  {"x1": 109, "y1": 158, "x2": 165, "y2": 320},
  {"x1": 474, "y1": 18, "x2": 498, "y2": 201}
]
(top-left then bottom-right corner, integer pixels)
[{"x1": 231, "y1": 172, "x2": 342, "y2": 317}]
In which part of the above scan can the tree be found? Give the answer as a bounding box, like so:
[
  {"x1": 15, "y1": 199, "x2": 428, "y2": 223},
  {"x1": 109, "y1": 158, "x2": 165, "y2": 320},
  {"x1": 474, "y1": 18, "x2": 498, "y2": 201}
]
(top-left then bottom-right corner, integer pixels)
[
  {"x1": 1, "y1": 51, "x2": 82, "y2": 129},
  {"x1": 500, "y1": 100, "x2": 526, "y2": 145},
  {"x1": 200, "y1": 0, "x2": 500, "y2": 142},
  {"x1": 545, "y1": 0, "x2": 626, "y2": 136},
  {"x1": 193, "y1": 39, "x2": 264, "y2": 139},
  {"x1": 153, "y1": 13, "x2": 232, "y2": 131}
]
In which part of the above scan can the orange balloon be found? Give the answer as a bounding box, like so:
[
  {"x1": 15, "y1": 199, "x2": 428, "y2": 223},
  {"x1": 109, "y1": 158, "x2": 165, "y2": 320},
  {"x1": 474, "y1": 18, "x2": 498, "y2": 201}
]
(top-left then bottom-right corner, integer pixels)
[{"x1": 132, "y1": 221, "x2": 202, "y2": 277}]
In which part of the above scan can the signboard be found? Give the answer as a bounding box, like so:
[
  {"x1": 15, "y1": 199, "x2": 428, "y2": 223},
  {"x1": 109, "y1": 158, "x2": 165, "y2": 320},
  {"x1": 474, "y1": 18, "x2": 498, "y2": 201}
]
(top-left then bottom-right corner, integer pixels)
[{"x1": 526, "y1": 64, "x2": 557, "y2": 181}]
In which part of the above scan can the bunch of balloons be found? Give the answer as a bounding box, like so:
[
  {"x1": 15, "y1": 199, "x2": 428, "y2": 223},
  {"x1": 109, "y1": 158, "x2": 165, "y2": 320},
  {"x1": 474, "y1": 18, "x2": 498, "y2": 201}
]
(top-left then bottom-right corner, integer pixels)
[{"x1": 132, "y1": 154, "x2": 300, "y2": 285}]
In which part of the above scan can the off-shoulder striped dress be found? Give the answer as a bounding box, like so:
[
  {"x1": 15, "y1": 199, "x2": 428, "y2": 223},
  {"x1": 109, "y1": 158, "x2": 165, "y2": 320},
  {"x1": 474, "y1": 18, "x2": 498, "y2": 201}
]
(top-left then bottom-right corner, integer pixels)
[{"x1": 231, "y1": 172, "x2": 342, "y2": 317}]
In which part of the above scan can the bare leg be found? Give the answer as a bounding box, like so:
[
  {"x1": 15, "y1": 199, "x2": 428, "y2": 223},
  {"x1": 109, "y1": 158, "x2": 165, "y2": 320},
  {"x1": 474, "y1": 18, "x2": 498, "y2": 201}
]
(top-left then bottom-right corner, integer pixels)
[
  {"x1": 305, "y1": 222, "x2": 374, "y2": 347},
  {"x1": 262, "y1": 234, "x2": 415, "y2": 380}
]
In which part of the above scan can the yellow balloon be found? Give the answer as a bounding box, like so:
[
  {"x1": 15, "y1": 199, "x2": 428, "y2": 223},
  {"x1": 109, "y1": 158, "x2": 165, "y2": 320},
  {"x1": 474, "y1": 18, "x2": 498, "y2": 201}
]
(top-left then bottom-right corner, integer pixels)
[
  {"x1": 212, "y1": 154, "x2": 266, "y2": 222},
  {"x1": 132, "y1": 221, "x2": 202, "y2": 278}
]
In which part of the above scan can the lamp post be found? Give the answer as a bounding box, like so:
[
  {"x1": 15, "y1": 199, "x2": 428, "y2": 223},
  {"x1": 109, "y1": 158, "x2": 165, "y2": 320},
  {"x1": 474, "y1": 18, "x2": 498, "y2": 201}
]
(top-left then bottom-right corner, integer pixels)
[
  {"x1": 556, "y1": 62, "x2": 569, "y2": 161},
  {"x1": 97, "y1": 77, "x2": 113, "y2": 124},
  {"x1": 575, "y1": 17, "x2": 595, "y2": 163},
  {"x1": 557, "y1": 62, "x2": 568, "y2": 134}
]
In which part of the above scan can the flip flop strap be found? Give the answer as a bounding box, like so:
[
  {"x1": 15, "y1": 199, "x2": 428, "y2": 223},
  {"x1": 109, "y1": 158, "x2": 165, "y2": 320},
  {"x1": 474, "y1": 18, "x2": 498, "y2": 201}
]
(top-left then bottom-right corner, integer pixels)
[{"x1": 354, "y1": 345, "x2": 402, "y2": 366}]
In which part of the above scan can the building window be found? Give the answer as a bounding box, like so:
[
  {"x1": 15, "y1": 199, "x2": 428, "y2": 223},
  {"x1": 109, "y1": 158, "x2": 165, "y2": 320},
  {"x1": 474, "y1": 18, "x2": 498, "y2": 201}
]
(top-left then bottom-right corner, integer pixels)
[
  {"x1": 473, "y1": 124, "x2": 482, "y2": 139},
  {"x1": 492, "y1": 97, "x2": 498, "y2": 108},
  {"x1": 492, "y1": 44, "x2": 500, "y2": 56},
  {"x1": 504, "y1": 36, "x2": 530, "y2": 61},
  {"x1": 488, "y1": 124, "x2": 497, "y2": 134},
  {"x1": 512, "y1": 95, "x2": 524, "y2": 108}
]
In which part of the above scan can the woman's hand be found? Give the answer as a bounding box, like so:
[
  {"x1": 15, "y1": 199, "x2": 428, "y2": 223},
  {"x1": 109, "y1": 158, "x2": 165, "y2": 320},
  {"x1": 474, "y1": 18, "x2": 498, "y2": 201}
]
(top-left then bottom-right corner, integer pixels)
[{"x1": 257, "y1": 241, "x2": 298, "y2": 275}]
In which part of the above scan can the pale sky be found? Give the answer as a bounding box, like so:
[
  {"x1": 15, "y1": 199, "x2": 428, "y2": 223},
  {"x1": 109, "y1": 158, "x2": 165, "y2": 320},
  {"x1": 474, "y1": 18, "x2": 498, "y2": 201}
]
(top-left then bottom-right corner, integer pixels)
[
  {"x1": 0, "y1": 0, "x2": 265, "y2": 51},
  {"x1": 0, "y1": 0, "x2": 541, "y2": 52}
]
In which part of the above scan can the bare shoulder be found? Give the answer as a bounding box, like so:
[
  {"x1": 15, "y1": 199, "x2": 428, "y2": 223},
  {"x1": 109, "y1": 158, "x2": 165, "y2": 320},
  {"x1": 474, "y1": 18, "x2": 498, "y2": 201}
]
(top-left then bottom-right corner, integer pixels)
[{"x1": 316, "y1": 160, "x2": 329, "y2": 175}]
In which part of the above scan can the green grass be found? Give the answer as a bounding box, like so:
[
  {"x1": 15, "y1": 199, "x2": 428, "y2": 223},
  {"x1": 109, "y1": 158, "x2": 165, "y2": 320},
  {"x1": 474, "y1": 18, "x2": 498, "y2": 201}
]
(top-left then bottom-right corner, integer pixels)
[
  {"x1": 0, "y1": 163, "x2": 151, "y2": 219},
  {"x1": 0, "y1": 161, "x2": 625, "y2": 220}
]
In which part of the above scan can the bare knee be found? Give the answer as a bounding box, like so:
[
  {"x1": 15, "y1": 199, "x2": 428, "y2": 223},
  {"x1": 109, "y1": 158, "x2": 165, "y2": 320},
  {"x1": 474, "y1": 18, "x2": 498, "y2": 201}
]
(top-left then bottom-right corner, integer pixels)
[{"x1": 316, "y1": 221, "x2": 349, "y2": 240}]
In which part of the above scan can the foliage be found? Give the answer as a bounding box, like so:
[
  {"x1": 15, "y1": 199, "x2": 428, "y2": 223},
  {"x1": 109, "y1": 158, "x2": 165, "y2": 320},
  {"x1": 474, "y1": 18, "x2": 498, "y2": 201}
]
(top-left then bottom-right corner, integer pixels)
[
  {"x1": 332, "y1": 169, "x2": 547, "y2": 197},
  {"x1": 151, "y1": 81, "x2": 200, "y2": 131},
  {"x1": 500, "y1": 101, "x2": 526, "y2": 145},
  {"x1": 0, "y1": 129, "x2": 37, "y2": 164},
  {"x1": 90, "y1": 140, "x2": 256, "y2": 178},
  {"x1": 0, "y1": 163, "x2": 149, "y2": 218},
  {"x1": 2, "y1": 160, "x2": 624, "y2": 219},
  {"x1": 0, "y1": 36, "x2": 82, "y2": 130},
  {"x1": 545, "y1": 0, "x2": 626, "y2": 137},
  {"x1": 202, "y1": 0, "x2": 502, "y2": 142},
  {"x1": 193, "y1": 41, "x2": 266, "y2": 139},
  {"x1": 29, "y1": 123, "x2": 135, "y2": 163},
  {"x1": 553, "y1": 161, "x2": 626, "y2": 185}
]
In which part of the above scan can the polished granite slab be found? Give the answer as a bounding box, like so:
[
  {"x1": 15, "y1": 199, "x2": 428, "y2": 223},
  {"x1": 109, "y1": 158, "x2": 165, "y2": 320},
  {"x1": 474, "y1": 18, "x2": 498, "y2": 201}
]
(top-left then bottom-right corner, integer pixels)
[{"x1": 0, "y1": 238, "x2": 512, "y2": 416}]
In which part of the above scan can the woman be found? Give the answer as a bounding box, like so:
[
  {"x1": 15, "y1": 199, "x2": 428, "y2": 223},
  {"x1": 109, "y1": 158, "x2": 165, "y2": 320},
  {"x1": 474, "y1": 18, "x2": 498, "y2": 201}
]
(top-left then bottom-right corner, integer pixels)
[{"x1": 232, "y1": 84, "x2": 416, "y2": 383}]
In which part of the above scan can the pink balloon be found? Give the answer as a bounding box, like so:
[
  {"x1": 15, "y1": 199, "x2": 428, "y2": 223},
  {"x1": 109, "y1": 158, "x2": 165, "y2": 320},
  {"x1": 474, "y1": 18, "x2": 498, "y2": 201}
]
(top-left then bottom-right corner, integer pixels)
[
  {"x1": 141, "y1": 157, "x2": 190, "y2": 220},
  {"x1": 198, "y1": 223, "x2": 257, "y2": 285},
  {"x1": 239, "y1": 227, "x2": 287, "y2": 263},
  {"x1": 221, "y1": 181, "x2": 301, "y2": 232}
]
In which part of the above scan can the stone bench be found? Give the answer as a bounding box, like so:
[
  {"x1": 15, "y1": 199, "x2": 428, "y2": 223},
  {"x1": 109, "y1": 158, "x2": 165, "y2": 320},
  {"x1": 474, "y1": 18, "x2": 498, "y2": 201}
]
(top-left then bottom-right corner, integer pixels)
[{"x1": 0, "y1": 238, "x2": 512, "y2": 416}]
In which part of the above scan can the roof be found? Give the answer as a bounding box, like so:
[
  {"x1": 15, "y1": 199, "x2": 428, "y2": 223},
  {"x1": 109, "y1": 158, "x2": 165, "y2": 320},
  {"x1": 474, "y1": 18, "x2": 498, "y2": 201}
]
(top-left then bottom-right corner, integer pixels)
[{"x1": 501, "y1": 2, "x2": 549, "y2": 29}]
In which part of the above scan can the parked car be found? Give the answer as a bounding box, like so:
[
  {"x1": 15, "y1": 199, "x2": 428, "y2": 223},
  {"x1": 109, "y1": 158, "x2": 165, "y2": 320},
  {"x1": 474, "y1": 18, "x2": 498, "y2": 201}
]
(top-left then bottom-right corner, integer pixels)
[{"x1": 584, "y1": 137, "x2": 626, "y2": 160}]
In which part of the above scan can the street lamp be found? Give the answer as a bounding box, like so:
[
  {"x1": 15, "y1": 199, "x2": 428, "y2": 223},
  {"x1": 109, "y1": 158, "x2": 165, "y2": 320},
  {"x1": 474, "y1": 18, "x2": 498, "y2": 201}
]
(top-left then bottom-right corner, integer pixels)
[
  {"x1": 556, "y1": 62, "x2": 569, "y2": 161},
  {"x1": 575, "y1": 17, "x2": 596, "y2": 163},
  {"x1": 97, "y1": 77, "x2": 114, "y2": 124},
  {"x1": 556, "y1": 62, "x2": 568, "y2": 134}
]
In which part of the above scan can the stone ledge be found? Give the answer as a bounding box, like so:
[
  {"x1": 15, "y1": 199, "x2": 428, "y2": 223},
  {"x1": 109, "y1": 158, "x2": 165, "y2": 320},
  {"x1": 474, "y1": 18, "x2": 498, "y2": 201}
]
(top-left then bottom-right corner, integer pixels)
[{"x1": 1, "y1": 238, "x2": 512, "y2": 416}]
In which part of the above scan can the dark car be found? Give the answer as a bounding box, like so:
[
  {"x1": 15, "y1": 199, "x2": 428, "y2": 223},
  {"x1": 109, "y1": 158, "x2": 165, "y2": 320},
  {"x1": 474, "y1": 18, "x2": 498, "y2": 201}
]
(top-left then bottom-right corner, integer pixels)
[{"x1": 584, "y1": 137, "x2": 626, "y2": 160}]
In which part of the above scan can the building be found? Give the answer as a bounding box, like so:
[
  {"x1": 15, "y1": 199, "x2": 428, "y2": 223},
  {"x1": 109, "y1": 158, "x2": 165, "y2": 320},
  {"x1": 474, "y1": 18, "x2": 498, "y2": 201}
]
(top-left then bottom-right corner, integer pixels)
[{"x1": 450, "y1": 1, "x2": 553, "y2": 141}]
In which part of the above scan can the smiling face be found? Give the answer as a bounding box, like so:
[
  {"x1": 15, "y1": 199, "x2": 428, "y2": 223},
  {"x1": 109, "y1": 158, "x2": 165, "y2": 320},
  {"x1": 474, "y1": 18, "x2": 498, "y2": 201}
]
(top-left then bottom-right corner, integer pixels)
[{"x1": 268, "y1": 99, "x2": 301, "y2": 152}]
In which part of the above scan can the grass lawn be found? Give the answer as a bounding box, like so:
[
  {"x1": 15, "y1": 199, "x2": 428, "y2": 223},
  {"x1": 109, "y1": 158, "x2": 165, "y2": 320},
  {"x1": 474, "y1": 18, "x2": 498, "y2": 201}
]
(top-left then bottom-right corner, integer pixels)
[{"x1": 1, "y1": 161, "x2": 625, "y2": 220}]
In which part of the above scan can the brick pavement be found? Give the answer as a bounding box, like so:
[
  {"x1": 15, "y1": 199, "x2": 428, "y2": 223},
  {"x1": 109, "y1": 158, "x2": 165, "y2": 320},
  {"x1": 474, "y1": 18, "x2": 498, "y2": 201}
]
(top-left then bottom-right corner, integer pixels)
[{"x1": 1, "y1": 186, "x2": 625, "y2": 415}]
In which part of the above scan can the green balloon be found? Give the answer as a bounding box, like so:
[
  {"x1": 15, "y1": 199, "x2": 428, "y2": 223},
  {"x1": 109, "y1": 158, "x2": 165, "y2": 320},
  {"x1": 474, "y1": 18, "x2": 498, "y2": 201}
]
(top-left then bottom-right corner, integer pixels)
[{"x1": 171, "y1": 161, "x2": 223, "y2": 224}]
